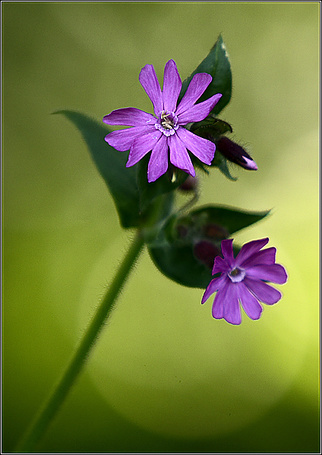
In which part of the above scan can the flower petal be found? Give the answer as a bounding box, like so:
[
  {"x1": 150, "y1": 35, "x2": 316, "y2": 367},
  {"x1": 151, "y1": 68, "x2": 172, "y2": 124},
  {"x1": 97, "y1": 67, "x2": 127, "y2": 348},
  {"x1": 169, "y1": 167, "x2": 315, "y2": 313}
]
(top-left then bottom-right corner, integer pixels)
[
  {"x1": 212, "y1": 255, "x2": 230, "y2": 275},
  {"x1": 176, "y1": 127, "x2": 215, "y2": 165},
  {"x1": 220, "y1": 239, "x2": 235, "y2": 268},
  {"x1": 242, "y1": 156, "x2": 258, "y2": 170},
  {"x1": 139, "y1": 64, "x2": 163, "y2": 116},
  {"x1": 223, "y1": 283, "x2": 241, "y2": 325},
  {"x1": 169, "y1": 134, "x2": 195, "y2": 177},
  {"x1": 244, "y1": 277, "x2": 282, "y2": 305},
  {"x1": 238, "y1": 282, "x2": 263, "y2": 320},
  {"x1": 201, "y1": 274, "x2": 227, "y2": 304},
  {"x1": 246, "y1": 264, "x2": 288, "y2": 284},
  {"x1": 126, "y1": 130, "x2": 162, "y2": 167},
  {"x1": 147, "y1": 135, "x2": 169, "y2": 182},
  {"x1": 105, "y1": 126, "x2": 153, "y2": 151},
  {"x1": 162, "y1": 60, "x2": 182, "y2": 113},
  {"x1": 103, "y1": 108, "x2": 156, "y2": 126},
  {"x1": 241, "y1": 247, "x2": 276, "y2": 268},
  {"x1": 176, "y1": 73, "x2": 213, "y2": 116},
  {"x1": 235, "y1": 238, "x2": 269, "y2": 267},
  {"x1": 177, "y1": 93, "x2": 222, "y2": 124},
  {"x1": 212, "y1": 288, "x2": 225, "y2": 319}
]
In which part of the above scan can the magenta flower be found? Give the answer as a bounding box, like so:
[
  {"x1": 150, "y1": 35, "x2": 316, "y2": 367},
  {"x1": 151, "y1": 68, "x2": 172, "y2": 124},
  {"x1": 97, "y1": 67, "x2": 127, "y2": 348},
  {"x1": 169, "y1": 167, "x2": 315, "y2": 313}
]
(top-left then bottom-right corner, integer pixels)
[
  {"x1": 201, "y1": 238, "x2": 288, "y2": 325},
  {"x1": 103, "y1": 60, "x2": 222, "y2": 183}
]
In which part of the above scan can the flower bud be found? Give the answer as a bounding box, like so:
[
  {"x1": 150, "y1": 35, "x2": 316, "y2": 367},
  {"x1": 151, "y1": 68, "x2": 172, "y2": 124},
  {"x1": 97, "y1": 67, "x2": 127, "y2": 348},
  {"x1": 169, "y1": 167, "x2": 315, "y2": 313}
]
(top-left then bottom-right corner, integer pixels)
[
  {"x1": 215, "y1": 136, "x2": 258, "y2": 170},
  {"x1": 176, "y1": 224, "x2": 189, "y2": 240},
  {"x1": 203, "y1": 223, "x2": 229, "y2": 240},
  {"x1": 178, "y1": 175, "x2": 198, "y2": 192},
  {"x1": 193, "y1": 241, "x2": 221, "y2": 269}
]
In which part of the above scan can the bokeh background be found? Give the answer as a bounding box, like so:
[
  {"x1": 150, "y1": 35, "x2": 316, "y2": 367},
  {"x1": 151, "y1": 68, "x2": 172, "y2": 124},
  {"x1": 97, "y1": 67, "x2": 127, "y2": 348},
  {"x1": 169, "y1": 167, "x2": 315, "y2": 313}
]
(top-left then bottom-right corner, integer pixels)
[{"x1": 3, "y1": 2, "x2": 319, "y2": 453}]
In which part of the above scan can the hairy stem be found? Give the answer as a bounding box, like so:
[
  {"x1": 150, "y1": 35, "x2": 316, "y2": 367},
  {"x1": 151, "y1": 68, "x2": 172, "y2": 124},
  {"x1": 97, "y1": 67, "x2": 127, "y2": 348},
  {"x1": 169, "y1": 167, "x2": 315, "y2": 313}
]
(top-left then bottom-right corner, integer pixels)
[{"x1": 15, "y1": 231, "x2": 145, "y2": 452}]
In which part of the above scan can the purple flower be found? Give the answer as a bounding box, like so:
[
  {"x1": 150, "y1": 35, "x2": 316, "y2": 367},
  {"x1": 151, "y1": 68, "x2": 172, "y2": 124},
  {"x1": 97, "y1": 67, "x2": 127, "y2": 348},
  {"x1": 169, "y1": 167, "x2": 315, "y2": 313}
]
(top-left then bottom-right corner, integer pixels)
[
  {"x1": 103, "y1": 60, "x2": 222, "y2": 183},
  {"x1": 201, "y1": 238, "x2": 288, "y2": 325}
]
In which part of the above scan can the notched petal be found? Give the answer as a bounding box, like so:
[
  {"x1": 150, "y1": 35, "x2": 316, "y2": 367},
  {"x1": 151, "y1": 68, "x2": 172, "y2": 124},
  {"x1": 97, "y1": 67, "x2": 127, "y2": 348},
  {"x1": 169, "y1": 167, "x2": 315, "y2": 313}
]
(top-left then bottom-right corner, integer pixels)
[
  {"x1": 176, "y1": 127, "x2": 215, "y2": 165},
  {"x1": 169, "y1": 135, "x2": 195, "y2": 177},
  {"x1": 244, "y1": 277, "x2": 282, "y2": 305},
  {"x1": 162, "y1": 59, "x2": 182, "y2": 113},
  {"x1": 147, "y1": 135, "x2": 169, "y2": 182},
  {"x1": 103, "y1": 108, "x2": 156, "y2": 126},
  {"x1": 235, "y1": 238, "x2": 269, "y2": 267},
  {"x1": 238, "y1": 282, "x2": 263, "y2": 320},
  {"x1": 139, "y1": 64, "x2": 163, "y2": 116},
  {"x1": 246, "y1": 264, "x2": 288, "y2": 284},
  {"x1": 177, "y1": 93, "x2": 222, "y2": 124},
  {"x1": 126, "y1": 130, "x2": 162, "y2": 167},
  {"x1": 176, "y1": 73, "x2": 213, "y2": 116},
  {"x1": 105, "y1": 126, "x2": 153, "y2": 151}
]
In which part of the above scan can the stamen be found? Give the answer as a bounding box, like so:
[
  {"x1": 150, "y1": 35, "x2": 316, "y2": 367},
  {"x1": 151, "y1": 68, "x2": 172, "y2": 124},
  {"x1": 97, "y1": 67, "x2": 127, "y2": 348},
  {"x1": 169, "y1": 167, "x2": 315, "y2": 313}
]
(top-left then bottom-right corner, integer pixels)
[
  {"x1": 155, "y1": 111, "x2": 179, "y2": 137},
  {"x1": 161, "y1": 111, "x2": 174, "y2": 129}
]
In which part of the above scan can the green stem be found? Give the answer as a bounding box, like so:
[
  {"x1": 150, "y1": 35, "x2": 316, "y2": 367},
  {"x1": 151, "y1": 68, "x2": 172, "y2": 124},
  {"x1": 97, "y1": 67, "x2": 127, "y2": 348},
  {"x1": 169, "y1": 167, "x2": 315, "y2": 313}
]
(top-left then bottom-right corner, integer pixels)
[{"x1": 15, "y1": 231, "x2": 145, "y2": 453}]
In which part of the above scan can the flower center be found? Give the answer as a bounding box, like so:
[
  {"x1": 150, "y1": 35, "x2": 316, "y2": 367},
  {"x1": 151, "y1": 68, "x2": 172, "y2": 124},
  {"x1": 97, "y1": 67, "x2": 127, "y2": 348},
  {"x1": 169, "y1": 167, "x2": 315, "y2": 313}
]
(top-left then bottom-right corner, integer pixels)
[
  {"x1": 228, "y1": 267, "x2": 246, "y2": 283},
  {"x1": 155, "y1": 110, "x2": 179, "y2": 137}
]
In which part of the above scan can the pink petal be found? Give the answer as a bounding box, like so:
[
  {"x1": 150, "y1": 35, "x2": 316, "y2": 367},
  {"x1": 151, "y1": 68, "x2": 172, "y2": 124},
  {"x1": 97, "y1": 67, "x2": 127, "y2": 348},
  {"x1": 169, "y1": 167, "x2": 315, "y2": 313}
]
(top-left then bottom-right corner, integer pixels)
[
  {"x1": 223, "y1": 283, "x2": 241, "y2": 325},
  {"x1": 176, "y1": 127, "x2": 215, "y2": 165},
  {"x1": 177, "y1": 93, "x2": 222, "y2": 124},
  {"x1": 212, "y1": 255, "x2": 230, "y2": 275},
  {"x1": 126, "y1": 130, "x2": 162, "y2": 167},
  {"x1": 105, "y1": 126, "x2": 153, "y2": 151},
  {"x1": 103, "y1": 108, "x2": 156, "y2": 126},
  {"x1": 244, "y1": 277, "x2": 282, "y2": 305},
  {"x1": 220, "y1": 239, "x2": 235, "y2": 268},
  {"x1": 235, "y1": 238, "x2": 269, "y2": 267},
  {"x1": 243, "y1": 156, "x2": 258, "y2": 170},
  {"x1": 176, "y1": 73, "x2": 213, "y2": 116},
  {"x1": 246, "y1": 264, "x2": 288, "y2": 284},
  {"x1": 139, "y1": 64, "x2": 163, "y2": 116},
  {"x1": 212, "y1": 288, "x2": 225, "y2": 319},
  {"x1": 147, "y1": 135, "x2": 169, "y2": 182},
  {"x1": 240, "y1": 247, "x2": 276, "y2": 268},
  {"x1": 169, "y1": 135, "x2": 195, "y2": 177},
  {"x1": 238, "y1": 282, "x2": 263, "y2": 320},
  {"x1": 162, "y1": 60, "x2": 182, "y2": 113},
  {"x1": 201, "y1": 275, "x2": 227, "y2": 304}
]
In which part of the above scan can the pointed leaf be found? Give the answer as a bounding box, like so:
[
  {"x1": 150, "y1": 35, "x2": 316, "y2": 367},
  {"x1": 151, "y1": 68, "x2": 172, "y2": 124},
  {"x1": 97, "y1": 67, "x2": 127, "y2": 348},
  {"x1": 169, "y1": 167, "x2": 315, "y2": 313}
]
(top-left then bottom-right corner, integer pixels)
[
  {"x1": 179, "y1": 34, "x2": 232, "y2": 116},
  {"x1": 54, "y1": 110, "x2": 140, "y2": 228},
  {"x1": 187, "y1": 205, "x2": 270, "y2": 236}
]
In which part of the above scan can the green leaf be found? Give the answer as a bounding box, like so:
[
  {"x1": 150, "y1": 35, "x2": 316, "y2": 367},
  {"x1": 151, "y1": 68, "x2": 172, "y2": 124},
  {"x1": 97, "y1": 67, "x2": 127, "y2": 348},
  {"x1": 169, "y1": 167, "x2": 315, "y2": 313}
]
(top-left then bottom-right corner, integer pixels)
[
  {"x1": 148, "y1": 205, "x2": 270, "y2": 288},
  {"x1": 179, "y1": 34, "x2": 232, "y2": 116},
  {"x1": 185, "y1": 206, "x2": 270, "y2": 236},
  {"x1": 54, "y1": 110, "x2": 140, "y2": 228},
  {"x1": 149, "y1": 239, "x2": 214, "y2": 288}
]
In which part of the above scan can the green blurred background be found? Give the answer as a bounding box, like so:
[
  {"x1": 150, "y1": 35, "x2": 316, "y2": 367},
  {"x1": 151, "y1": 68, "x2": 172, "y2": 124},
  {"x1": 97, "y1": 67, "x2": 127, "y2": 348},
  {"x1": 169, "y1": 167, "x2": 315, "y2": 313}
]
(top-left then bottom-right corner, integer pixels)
[{"x1": 3, "y1": 2, "x2": 319, "y2": 453}]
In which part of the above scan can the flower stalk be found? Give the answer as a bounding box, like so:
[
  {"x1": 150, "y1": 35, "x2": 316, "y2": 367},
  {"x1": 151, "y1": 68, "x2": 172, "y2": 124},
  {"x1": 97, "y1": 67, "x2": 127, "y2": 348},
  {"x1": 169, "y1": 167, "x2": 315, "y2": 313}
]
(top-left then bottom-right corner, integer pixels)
[{"x1": 15, "y1": 231, "x2": 145, "y2": 453}]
